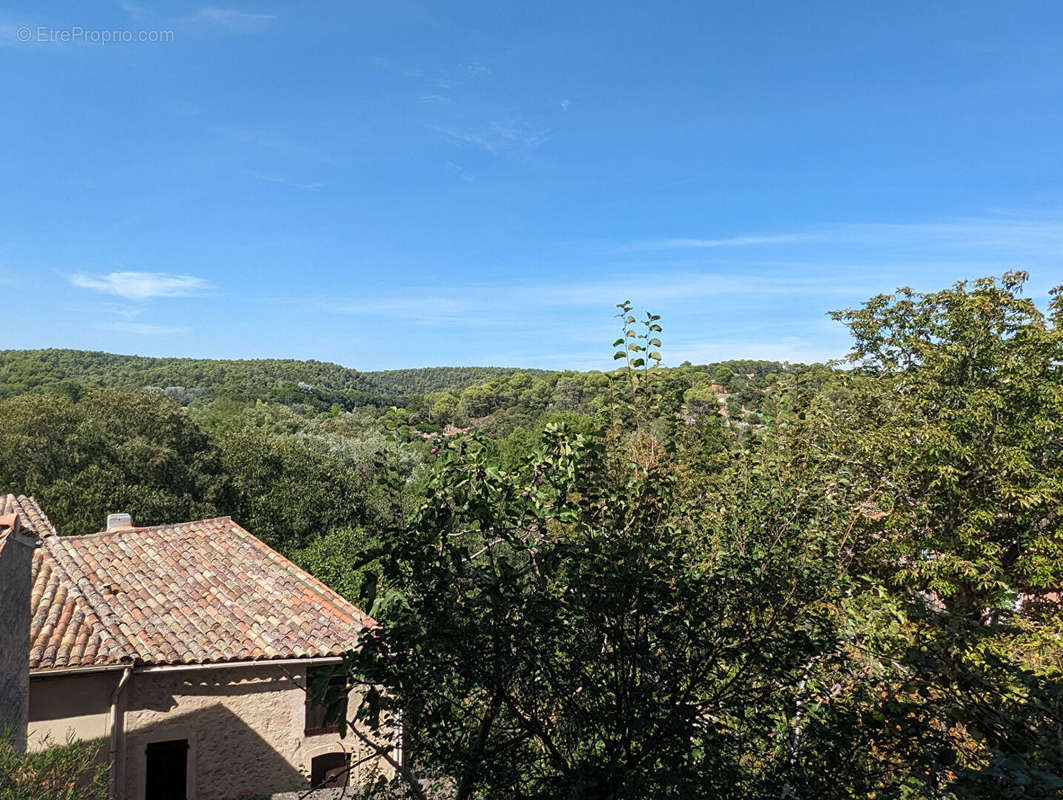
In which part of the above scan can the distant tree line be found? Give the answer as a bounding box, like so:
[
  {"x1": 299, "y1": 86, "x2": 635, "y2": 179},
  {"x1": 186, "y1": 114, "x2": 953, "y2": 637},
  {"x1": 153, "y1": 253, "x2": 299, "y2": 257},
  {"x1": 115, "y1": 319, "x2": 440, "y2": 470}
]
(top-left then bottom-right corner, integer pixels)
[
  {"x1": 364, "y1": 366, "x2": 551, "y2": 396},
  {"x1": 0, "y1": 348, "x2": 818, "y2": 549},
  {"x1": 0, "y1": 351, "x2": 558, "y2": 412},
  {"x1": 0, "y1": 350, "x2": 401, "y2": 410}
]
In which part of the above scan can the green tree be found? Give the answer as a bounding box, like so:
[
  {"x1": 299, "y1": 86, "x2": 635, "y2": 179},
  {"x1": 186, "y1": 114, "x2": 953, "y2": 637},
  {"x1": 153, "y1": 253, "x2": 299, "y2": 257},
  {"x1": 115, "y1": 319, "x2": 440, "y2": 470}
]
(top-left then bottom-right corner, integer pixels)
[
  {"x1": 830, "y1": 272, "x2": 1063, "y2": 617},
  {"x1": 681, "y1": 380, "x2": 719, "y2": 417},
  {"x1": 819, "y1": 272, "x2": 1063, "y2": 796},
  {"x1": 0, "y1": 389, "x2": 230, "y2": 535},
  {"x1": 349, "y1": 424, "x2": 843, "y2": 800},
  {"x1": 215, "y1": 426, "x2": 378, "y2": 550},
  {"x1": 423, "y1": 391, "x2": 460, "y2": 425},
  {"x1": 292, "y1": 527, "x2": 382, "y2": 609},
  {"x1": 341, "y1": 307, "x2": 858, "y2": 799}
]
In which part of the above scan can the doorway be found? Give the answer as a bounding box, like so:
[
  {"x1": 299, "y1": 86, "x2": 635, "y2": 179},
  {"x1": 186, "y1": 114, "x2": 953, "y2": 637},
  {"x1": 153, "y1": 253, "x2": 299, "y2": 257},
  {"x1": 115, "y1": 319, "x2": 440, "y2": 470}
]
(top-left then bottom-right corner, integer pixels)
[
  {"x1": 145, "y1": 739, "x2": 188, "y2": 800},
  {"x1": 310, "y1": 752, "x2": 350, "y2": 788}
]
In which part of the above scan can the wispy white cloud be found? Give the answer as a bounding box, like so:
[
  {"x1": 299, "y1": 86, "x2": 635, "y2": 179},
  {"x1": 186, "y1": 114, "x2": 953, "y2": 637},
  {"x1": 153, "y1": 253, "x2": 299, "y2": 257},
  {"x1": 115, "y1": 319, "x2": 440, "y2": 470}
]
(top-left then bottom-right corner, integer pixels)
[
  {"x1": 254, "y1": 174, "x2": 324, "y2": 191},
  {"x1": 306, "y1": 215, "x2": 1063, "y2": 332},
  {"x1": 97, "y1": 302, "x2": 145, "y2": 320},
  {"x1": 96, "y1": 321, "x2": 185, "y2": 335},
  {"x1": 560, "y1": 99, "x2": 571, "y2": 111},
  {"x1": 315, "y1": 272, "x2": 864, "y2": 324},
  {"x1": 668, "y1": 336, "x2": 842, "y2": 367},
  {"x1": 622, "y1": 234, "x2": 819, "y2": 252},
  {"x1": 119, "y1": 2, "x2": 149, "y2": 19},
  {"x1": 371, "y1": 55, "x2": 490, "y2": 86},
  {"x1": 324, "y1": 295, "x2": 475, "y2": 326},
  {"x1": 300, "y1": 209, "x2": 1063, "y2": 369},
  {"x1": 194, "y1": 6, "x2": 277, "y2": 28},
  {"x1": 218, "y1": 125, "x2": 335, "y2": 164},
  {"x1": 445, "y1": 160, "x2": 474, "y2": 182},
  {"x1": 264, "y1": 213, "x2": 1063, "y2": 369},
  {"x1": 71, "y1": 271, "x2": 211, "y2": 301},
  {"x1": 431, "y1": 120, "x2": 551, "y2": 154},
  {"x1": 623, "y1": 218, "x2": 1063, "y2": 255},
  {"x1": 830, "y1": 219, "x2": 1063, "y2": 254},
  {"x1": 420, "y1": 94, "x2": 455, "y2": 105}
]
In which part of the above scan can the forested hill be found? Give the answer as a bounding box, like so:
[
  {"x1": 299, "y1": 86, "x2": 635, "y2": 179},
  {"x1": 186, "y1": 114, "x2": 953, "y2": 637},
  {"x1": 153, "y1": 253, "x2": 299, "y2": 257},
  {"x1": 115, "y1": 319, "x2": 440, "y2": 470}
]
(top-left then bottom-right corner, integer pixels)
[
  {"x1": 0, "y1": 349, "x2": 530, "y2": 408},
  {"x1": 0, "y1": 349, "x2": 803, "y2": 414},
  {"x1": 0, "y1": 345, "x2": 810, "y2": 541},
  {"x1": 363, "y1": 366, "x2": 550, "y2": 395}
]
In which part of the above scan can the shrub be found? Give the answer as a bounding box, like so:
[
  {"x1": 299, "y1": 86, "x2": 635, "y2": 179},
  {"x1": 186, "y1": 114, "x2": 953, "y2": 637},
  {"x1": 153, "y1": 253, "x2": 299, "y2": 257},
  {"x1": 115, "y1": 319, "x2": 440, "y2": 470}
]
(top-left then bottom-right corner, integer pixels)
[{"x1": 0, "y1": 729, "x2": 108, "y2": 800}]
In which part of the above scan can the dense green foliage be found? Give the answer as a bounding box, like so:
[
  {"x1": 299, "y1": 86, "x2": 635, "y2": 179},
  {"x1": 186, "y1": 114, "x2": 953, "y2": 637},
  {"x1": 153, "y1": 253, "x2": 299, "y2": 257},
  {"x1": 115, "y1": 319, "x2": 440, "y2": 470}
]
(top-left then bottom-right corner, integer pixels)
[
  {"x1": 830, "y1": 274, "x2": 1063, "y2": 615},
  {"x1": 0, "y1": 730, "x2": 108, "y2": 800},
  {"x1": 333, "y1": 276, "x2": 1062, "y2": 799},
  {"x1": 364, "y1": 367, "x2": 550, "y2": 396},
  {"x1": 190, "y1": 400, "x2": 413, "y2": 550},
  {"x1": 0, "y1": 348, "x2": 807, "y2": 436},
  {"x1": 0, "y1": 389, "x2": 230, "y2": 535},
  {"x1": 2, "y1": 274, "x2": 1060, "y2": 798},
  {"x1": 350, "y1": 425, "x2": 850, "y2": 799}
]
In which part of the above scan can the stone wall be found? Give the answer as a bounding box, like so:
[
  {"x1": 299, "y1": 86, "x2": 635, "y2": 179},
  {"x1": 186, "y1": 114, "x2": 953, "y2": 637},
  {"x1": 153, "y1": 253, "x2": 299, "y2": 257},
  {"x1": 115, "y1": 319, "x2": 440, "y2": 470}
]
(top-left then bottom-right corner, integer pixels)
[
  {"x1": 121, "y1": 665, "x2": 393, "y2": 800},
  {"x1": 0, "y1": 534, "x2": 33, "y2": 751}
]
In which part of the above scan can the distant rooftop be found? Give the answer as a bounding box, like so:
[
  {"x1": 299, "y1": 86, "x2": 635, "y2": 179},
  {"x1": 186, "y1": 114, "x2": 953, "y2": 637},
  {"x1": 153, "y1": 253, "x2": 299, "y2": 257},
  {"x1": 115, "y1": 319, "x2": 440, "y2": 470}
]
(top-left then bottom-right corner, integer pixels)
[{"x1": 2, "y1": 496, "x2": 372, "y2": 672}]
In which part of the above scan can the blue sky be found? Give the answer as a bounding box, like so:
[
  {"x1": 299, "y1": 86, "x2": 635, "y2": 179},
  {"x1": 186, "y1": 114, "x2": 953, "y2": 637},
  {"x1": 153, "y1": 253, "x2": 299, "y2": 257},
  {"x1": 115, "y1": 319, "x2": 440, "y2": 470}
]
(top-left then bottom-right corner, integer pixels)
[{"x1": 2, "y1": 1, "x2": 1062, "y2": 370}]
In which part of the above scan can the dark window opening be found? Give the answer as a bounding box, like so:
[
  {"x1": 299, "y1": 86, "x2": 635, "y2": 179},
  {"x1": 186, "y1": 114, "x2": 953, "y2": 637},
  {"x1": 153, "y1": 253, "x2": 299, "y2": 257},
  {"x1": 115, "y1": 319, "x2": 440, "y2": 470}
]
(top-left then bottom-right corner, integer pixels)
[
  {"x1": 305, "y1": 666, "x2": 348, "y2": 736},
  {"x1": 310, "y1": 752, "x2": 350, "y2": 788},
  {"x1": 145, "y1": 739, "x2": 188, "y2": 800}
]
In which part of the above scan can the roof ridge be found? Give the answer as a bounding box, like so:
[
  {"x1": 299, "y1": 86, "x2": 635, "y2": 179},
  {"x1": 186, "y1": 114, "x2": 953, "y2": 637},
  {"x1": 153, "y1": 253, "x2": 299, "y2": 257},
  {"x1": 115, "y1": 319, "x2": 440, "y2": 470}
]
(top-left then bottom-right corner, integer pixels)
[
  {"x1": 64, "y1": 515, "x2": 235, "y2": 539},
  {"x1": 18, "y1": 495, "x2": 59, "y2": 537},
  {"x1": 1, "y1": 494, "x2": 60, "y2": 538}
]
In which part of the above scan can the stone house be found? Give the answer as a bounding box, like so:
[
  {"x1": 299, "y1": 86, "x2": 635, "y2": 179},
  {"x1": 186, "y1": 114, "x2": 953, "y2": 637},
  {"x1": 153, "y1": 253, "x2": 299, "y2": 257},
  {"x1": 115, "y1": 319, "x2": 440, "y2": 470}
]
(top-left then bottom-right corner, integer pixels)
[{"x1": 0, "y1": 495, "x2": 396, "y2": 800}]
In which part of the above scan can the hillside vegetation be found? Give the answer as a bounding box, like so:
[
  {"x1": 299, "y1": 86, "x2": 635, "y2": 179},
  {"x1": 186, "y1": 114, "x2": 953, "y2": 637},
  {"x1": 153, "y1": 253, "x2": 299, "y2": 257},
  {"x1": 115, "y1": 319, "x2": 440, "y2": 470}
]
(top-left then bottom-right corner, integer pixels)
[
  {"x1": 0, "y1": 351, "x2": 548, "y2": 406},
  {"x1": 0, "y1": 347, "x2": 811, "y2": 437},
  {"x1": 0, "y1": 349, "x2": 398, "y2": 408},
  {"x1": 2, "y1": 274, "x2": 1061, "y2": 798},
  {"x1": 363, "y1": 366, "x2": 551, "y2": 395}
]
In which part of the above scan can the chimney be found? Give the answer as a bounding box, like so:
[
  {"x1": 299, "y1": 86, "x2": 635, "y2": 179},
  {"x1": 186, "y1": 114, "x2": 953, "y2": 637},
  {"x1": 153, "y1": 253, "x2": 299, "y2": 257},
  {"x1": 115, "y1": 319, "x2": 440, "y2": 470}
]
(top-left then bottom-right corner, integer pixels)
[
  {"x1": 106, "y1": 513, "x2": 133, "y2": 531},
  {"x1": 0, "y1": 512, "x2": 21, "y2": 537}
]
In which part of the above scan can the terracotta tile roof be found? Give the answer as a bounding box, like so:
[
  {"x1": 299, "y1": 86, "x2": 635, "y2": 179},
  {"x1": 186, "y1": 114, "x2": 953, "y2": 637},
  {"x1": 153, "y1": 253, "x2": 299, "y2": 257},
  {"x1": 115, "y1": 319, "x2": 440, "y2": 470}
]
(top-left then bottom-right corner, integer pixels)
[
  {"x1": 2, "y1": 496, "x2": 114, "y2": 671},
  {"x1": 1, "y1": 495, "x2": 43, "y2": 570},
  {"x1": 2, "y1": 494, "x2": 58, "y2": 539},
  {"x1": 31, "y1": 537, "x2": 126, "y2": 669},
  {"x1": 11, "y1": 496, "x2": 372, "y2": 672}
]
